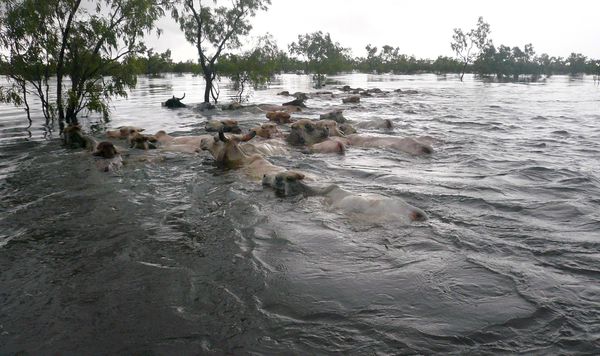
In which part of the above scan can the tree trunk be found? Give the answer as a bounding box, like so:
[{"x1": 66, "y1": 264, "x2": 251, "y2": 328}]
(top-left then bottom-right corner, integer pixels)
[
  {"x1": 202, "y1": 64, "x2": 214, "y2": 103},
  {"x1": 65, "y1": 106, "x2": 78, "y2": 125},
  {"x1": 56, "y1": 0, "x2": 82, "y2": 131},
  {"x1": 57, "y1": 76, "x2": 64, "y2": 130},
  {"x1": 460, "y1": 61, "x2": 468, "y2": 81},
  {"x1": 203, "y1": 73, "x2": 212, "y2": 103}
]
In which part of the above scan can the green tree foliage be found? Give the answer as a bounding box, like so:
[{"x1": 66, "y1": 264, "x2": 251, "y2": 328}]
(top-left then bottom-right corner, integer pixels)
[
  {"x1": 355, "y1": 44, "x2": 459, "y2": 74},
  {"x1": 474, "y1": 44, "x2": 540, "y2": 79},
  {"x1": 431, "y1": 56, "x2": 464, "y2": 74},
  {"x1": 218, "y1": 34, "x2": 282, "y2": 102},
  {"x1": 450, "y1": 16, "x2": 491, "y2": 81},
  {"x1": 129, "y1": 49, "x2": 178, "y2": 76},
  {"x1": 0, "y1": 0, "x2": 57, "y2": 125},
  {"x1": 172, "y1": 60, "x2": 201, "y2": 73},
  {"x1": 288, "y1": 31, "x2": 352, "y2": 87},
  {"x1": 145, "y1": 49, "x2": 174, "y2": 76},
  {"x1": 0, "y1": 0, "x2": 166, "y2": 129},
  {"x1": 473, "y1": 45, "x2": 598, "y2": 80},
  {"x1": 535, "y1": 54, "x2": 567, "y2": 76},
  {"x1": 174, "y1": 0, "x2": 270, "y2": 104},
  {"x1": 363, "y1": 44, "x2": 380, "y2": 72},
  {"x1": 452, "y1": 17, "x2": 600, "y2": 80},
  {"x1": 567, "y1": 53, "x2": 587, "y2": 75}
]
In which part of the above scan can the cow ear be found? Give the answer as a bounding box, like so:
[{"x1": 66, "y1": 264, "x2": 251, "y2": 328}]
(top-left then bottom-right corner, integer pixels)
[
  {"x1": 286, "y1": 171, "x2": 305, "y2": 181},
  {"x1": 240, "y1": 130, "x2": 256, "y2": 142}
]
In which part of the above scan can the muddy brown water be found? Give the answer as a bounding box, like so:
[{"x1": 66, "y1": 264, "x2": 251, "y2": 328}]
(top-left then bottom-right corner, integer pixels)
[{"x1": 1, "y1": 73, "x2": 599, "y2": 354}]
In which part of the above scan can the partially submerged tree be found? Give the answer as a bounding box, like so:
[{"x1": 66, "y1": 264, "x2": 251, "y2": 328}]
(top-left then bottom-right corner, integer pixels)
[
  {"x1": 431, "y1": 56, "x2": 463, "y2": 74},
  {"x1": 288, "y1": 31, "x2": 351, "y2": 87},
  {"x1": 218, "y1": 34, "x2": 281, "y2": 102},
  {"x1": 356, "y1": 44, "x2": 433, "y2": 74},
  {"x1": 0, "y1": 0, "x2": 167, "y2": 130},
  {"x1": 450, "y1": 16, "x2": 491, "y2": 81},
  {"x1": 174, "y1": 0, "x2": 270, "y2": 104},
  {"x1": 0, "y1": 0, "x2": 56, "y2": 126},
  {"x1": 141, "y1": 49, "x2": 175, "y2": 76},
  {"x1": 363, "y1": 44, "x2": 380, "y2": 73},
  {"x1": 567, "y1": 52, "x2": 588, "y2": 75}
]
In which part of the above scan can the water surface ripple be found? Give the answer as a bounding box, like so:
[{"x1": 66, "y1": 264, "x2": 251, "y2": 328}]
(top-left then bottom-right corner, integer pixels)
[{"x1": 1, "y1": 74, "x2": 599, "y2": 354}]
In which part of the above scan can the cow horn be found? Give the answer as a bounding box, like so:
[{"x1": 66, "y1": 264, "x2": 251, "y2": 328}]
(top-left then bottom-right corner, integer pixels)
[{"x1": 218, "y1": 129, "x2": 229, "y2": 142}]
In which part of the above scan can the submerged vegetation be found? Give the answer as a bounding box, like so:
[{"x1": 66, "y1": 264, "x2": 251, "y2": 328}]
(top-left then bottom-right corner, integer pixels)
[
  {"x1": 453, "y1": 17, "x2": 600, "y2": 81},
  {"x1": 173, "y1": 0, "x2": 271, "y2": 104},
  {"x1": 0, "y1": 0, "x2": 167, "y2": 129},
  {"x1": 0, "y1": 1, "x2": 598, "y2": 126},
  {"x1": 288, "y1": 31, "x2": 353, "y2": 87},
  {"x1": 218, "y1": 34, "x2": 283, "y2": 102},
  {"x1": 450, "y1": 16, "x2": 491, "y2": 81}
]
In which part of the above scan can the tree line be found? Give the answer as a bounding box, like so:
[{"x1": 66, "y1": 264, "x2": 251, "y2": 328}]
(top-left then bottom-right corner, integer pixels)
[
  {"x1": 450, "y1": 17, "x2": 600, "y2": 81},
  {"x1": 133, "y1": 28, "x2": 599, "y2": 82},
  {"x1": 105, "y1": 25, "x2": 600, "y2": 98},
  {"x1": 1, "y1": 1, "x2": 598, "y2": 129}
]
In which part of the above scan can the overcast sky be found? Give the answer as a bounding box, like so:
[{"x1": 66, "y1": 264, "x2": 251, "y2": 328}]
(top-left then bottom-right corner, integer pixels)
[{"x1": 150, "y1": 0, "x2": 600, "y2": 62}]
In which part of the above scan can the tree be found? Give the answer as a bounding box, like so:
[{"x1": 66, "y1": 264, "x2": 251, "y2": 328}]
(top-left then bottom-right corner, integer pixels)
[
  {"x1": 567, "y1": 52, "x2": 587, "y2": 75},
  {"x1": 174, "y1": 0, "x2": 270, "y2": 104},
  {"x1": 218, "y1": 34, "x2": 281, "y2": 102},
  {"x1": 172, "y1": 60, "x2": 201, "y2": 73},
  {"x1": 431, "y1": 56, "x2": 463, "y2": 74},
  {"x1": 587, "y1": 59, "x2": 600, "y2": 85},
  {"x1": 0, "y1": 0, "x2": 57, "y2": 126},
  {"x1": 0, "y1": 0, "x2": 167, "y2": 130},
  {"x1": 288, "y1": 31, "x2": 351, "y2": 87},
  {"x1": 508, "y1": 44, "x2": 537, "y2": 79},
  {"x1": 129, "y1": 49, "x2": 175, "y2": 76},
  {"x1": 364, "y1": 44, "x2": 380, "y2": 72},
  {"x1": 450, "y1": 16, "x2": 491, "y2": 81},
  {"x1": 146, "y1": 49, "x2": 174, "y2": 76}
]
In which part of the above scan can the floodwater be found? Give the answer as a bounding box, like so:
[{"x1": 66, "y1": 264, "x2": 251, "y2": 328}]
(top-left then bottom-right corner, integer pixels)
[{"x1": 1, "y1": 73, "x2": 599, "y2": 354}]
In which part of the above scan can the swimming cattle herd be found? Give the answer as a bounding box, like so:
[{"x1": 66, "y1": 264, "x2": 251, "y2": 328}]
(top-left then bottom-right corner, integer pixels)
[{"x1": 64, "y1": 86, "x2": 435, "y2": 224}]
